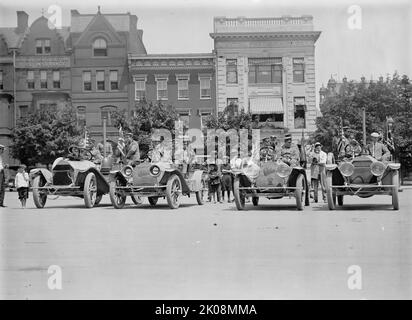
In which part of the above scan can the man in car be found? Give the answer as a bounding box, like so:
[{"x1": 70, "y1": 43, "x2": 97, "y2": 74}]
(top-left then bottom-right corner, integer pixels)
[
  {"x1": 276, "y1": 134, "x2": 300, "y2": 166},
  {"x1": 367, "y1": 132, "x2": 390, "y2": 161},
  {"x1": 124, "y1": 131, "x2": 140, "y2": 165}
]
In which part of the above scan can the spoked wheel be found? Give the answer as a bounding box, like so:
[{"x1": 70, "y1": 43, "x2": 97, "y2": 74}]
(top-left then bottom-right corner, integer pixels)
[
  {"x1": 32, "y1": 175, "x2": 47, "y2": 208},
  {"x1": 252, "y1": 197, "x2": 259, "y2": 206},
  {"x1": 196, "y1": 179, "x2": 208, "y2": 205},
  {"x1": 326, "y1": 172, "x2": 336, "y2": 210},
  {"x1": 94, "y1": 194, "x2": 103, "y2": 206},
  {"x1": 109, "y1": 177, "x2": 127, "y2": 209},
  {"x1": 295, "y1": 173, "x2": 306, "y2": 211},
  {"x1": 233, "y1": 176, "x2": 245, "y2": 210},
  {"x1": 83, "y1": 172, "x2": 97, "y2": 208},
  {"x1": 392, "y1": 171, "x2": 399, "y2": 210},
  {"x1": 131, "y1": 195, "x2": 143, "y2": 205},
  {"x1": 166, "y1": 174, "x2": 182, "y2": 209},
  {"x1": 148, "y1": 197, "x2": 158, "y2": 206}
]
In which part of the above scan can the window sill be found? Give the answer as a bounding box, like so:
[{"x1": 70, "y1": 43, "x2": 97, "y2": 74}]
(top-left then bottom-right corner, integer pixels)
[
  {"x1": 178, "y1": 98, "x2": 189, "y2": 101},
  {"x1": 200, "y1": 97, "x2": 211, "y2": 100}
]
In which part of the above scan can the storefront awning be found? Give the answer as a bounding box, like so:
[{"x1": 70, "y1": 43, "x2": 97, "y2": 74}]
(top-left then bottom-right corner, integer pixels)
[{"x1": 249, "y1": 97, "x2": 283, "y2": 114}]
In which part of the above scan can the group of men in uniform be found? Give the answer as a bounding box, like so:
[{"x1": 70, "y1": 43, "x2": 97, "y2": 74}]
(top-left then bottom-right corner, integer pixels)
[{"x1": 260, "y1": 133, "x2": 301, "y2": 166}]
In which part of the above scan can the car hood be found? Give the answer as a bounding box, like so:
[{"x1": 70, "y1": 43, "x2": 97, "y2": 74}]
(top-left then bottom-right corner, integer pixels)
[{"x1": 52, "y1": 157, "x2": 96, "y2": 171}]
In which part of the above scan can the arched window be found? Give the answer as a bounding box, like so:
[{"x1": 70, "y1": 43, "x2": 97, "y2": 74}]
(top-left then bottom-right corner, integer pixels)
[
  {"x1": 101, "y1": 106, "x2": 117, "y2": 126},
  {"x1": 77, "y1": 106, "x2": 86, "y2": 128},
  {"x1": 93, "y1": 38, "x2": 107, "y2": 56}
]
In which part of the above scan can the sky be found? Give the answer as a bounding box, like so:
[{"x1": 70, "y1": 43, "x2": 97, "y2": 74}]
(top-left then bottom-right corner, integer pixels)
[{"x1": 0, "y1": 0, "x2": 411, "y2": 103}]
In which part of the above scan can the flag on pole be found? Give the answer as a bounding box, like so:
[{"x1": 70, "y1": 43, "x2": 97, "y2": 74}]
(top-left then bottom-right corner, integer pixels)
[
  {"x1": 300, "y1": 129, "x2": 307, "y2": 166},
  {"x1": 117, "y1": 126, "x2": 126, "y2": 157},
  {"x1": 336, "y1": 117, "x2": 348, "y2": 156}
]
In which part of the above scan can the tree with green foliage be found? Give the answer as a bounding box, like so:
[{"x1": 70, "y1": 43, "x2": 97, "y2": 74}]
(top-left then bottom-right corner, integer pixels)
[{"x1": 10, "y1": 105, "x2": 82, "y2": 166}]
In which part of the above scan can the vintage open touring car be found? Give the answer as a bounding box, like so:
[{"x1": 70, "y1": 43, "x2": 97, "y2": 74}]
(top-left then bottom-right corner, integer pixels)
[
  {"x1": 30, "y1": 145, "x2": 111, "y2": 208},
  {"x1": 231, "y1": 153, "x2": 310, "y2": 211},
  {"x1": 325, "y1": 154, "x2": 400, "y2": 210},
  {"x1": 108, "y1": 160, "x2": 208, "y2": 209}
]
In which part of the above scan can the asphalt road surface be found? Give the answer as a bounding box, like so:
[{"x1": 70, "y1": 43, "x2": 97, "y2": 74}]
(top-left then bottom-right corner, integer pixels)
[{"x1": 1, "y1": 190, "x2": 411, "y2": 299}]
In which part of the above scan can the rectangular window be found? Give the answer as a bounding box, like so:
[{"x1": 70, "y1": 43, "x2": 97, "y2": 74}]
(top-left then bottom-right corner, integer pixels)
[
  {"x1": 27, "y1": 70, "x2": 34, "y2": 89},
  {"x1": 294, "y1": 97, "x2": 306, "y2": 129},
  {"x1": 40, "y1": 70, "x2": 47, "y2": 89},
  {"x1": 19, "y1": 105, "x2": 28, "y2": 118},
  {"x1": 227, "y1": 98, "x2": 239, "y2": 115},
  {"x1": 134, "y1": 78, "x2": 146, "y2": 101},
  {"x1": 53, "y1": 70, "x2": 60, "y2": 89},
  {"x1": 110, "y1": 70, "x2": 118, "y2": 90},
  {"x1": 83, "y1": 71, "x2": 91, "y2": 91},
  {"x1": 101, "y1": 107, "x2": 116, "y2": 126},
  {"x1": 76, "y1": 106, "x2": 86, "y2": 127},
  {"x1": 199, "y1": 77, "x2": 211, "y2": 99},
  {"x1": 248, "y1": 58, "x2": 282, "y2": 84},
  {"x1": 293, "y1": 58, "x2": 305, "y2": 83},
  {"x1": 226, "y1": 59, "x2": 238, "y2": 84},
  {"x1": 0, "y1": 71, "x2": 3, "y2": 90},
  {"x1": 156, "y1": 78, "x2": 168, "y2": 100},
  {"x1": 178, "y1": 112, "x2": 190, "y2": 129},
  {"x1": 200, "y1": 112, "x2": 211, "y2": 130},
  {"x1": 35, "y1": 39, "x2": 51, "y2": 55},
  {"x1": 177, "y1": 75, "x2": 189, "y2": 100},
  {"x1": 96, "y1": 71, "x2": 105, "y2": 91}
]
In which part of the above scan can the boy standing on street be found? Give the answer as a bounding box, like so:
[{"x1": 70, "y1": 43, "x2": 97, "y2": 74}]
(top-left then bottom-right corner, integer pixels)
[{"x1": 15, "y1": 164, "x2": 30, "y2": 208}]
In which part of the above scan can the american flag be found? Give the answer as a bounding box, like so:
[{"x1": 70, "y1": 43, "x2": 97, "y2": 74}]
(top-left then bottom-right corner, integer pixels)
[
  {"x1": 80, "y1": 127, "x2": 91, "y2": 149},
  {"x1": 386, "y1": 130, "x2": 395, "y2": 153},
  {"x1": 117, "y1": 126, "x2": 125, "y2": 157},
  {"x1": 300, "y1": 129, "x2": 307, "y2": 167}
]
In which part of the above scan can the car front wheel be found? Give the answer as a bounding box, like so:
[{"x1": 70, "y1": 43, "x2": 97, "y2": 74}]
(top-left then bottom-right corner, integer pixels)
[
  {"x1": 295, "y1": 173, "x2": 306, "y2": 211},
  {"x1": 392, "y1": 170, "x2": 399, "y2": 210},
  {"x1": 233, "y1": 176, "x2": 245, "y2": 210},
  {"x1": 326, "y1": 172, "x2": 336, "y2": 210},
  {"x1": 32, "y1": 175, "x2": 47, "y2": 209},
  {"x1": 109, "y1": 177, "x2": 126, "y2": 209},
  {"x1": 83, "y1": 172, "x2": 97, "y2": 208},
  {"x1": 166, "y1": 174, "x2": 181, "y2": 209}
]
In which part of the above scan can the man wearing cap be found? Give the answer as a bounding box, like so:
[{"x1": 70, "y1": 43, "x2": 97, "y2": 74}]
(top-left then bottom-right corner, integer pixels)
[
  {"x1": 124, "y1": 131, "x2": 140, "y2": 164},
  {"x1": 309, "y1": 142, "x2": 327, "y2": 203},
  {"x1": 0, "y1": 144, "x2": 7, "y2": 207},
  {"x1": 276, "y1": 134, "x2": 300, "y2": 166},
  {"x1": 367, "y1": 132, "x2": 390, "y2": 161}
]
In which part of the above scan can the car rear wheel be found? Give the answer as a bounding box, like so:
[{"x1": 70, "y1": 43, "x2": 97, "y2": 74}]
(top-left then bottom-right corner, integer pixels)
[
  {"x1": 83, "y1": 172, "x2": 97, "y2": 208},
  {"x1": 392, "y1": 170, "x2": 399, "y2": 210},
  {"x1": 33, "y1": 175, "x2": 47, "y2": 209},
  {"x1": 131, "y1": 195, "x2": 143, "y2": 205},
  {"x1": 326, "y1": 172, "x2": 335, "y2": 210},
  {"x1": 196, "y1": 179, "x2": 207, "y2": 205},
  {"x1": 166, "y1": 174, "x2": 181, "y2": 209},
  {"x1": 233, "y1": 176, "x2": 245, "y2": 210},
  {"x1": 252, "y1": 197, "x2": 259, "y2": 206},
  {"x1": 148, "y1": 197, "x2": 158, "y2": 206},
  {"x1": 295, "y1": 173, "x2": 306, "y2": 211},
  {"x1": 109, "y1": 177, "x2": 126, "y2": 209}
]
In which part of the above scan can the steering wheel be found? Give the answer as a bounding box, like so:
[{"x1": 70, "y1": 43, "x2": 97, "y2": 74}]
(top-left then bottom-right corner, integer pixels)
[{"x1": 68, "y1": 145, "x2": 93, "y2": 161}]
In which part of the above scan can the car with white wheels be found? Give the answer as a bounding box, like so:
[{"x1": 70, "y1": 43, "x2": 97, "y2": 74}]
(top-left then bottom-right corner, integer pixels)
[
  {"x1": 108, "y1": 160, "x2": 208, "y2": 209},
  {"x1": 231, "y1": 156, "x2": 309, "y2": 211},
  {"x1": 324, "y1": 154, "x2": 400, "y2": 210},
  {"x1": 29, "y1": 145, "x2": 110, "y2": 208}
]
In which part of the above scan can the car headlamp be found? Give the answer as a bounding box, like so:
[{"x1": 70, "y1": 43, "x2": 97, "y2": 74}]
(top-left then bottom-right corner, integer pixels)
[
  {"x1": 123, "y1": 166, "x2": 133, "y2": 177},
  {"x1": 276, "y1": 162, "x2": 292, "y2": 178},
  {"x1": 370, "y1": 161, "x2": 386, "y2": 176},
  {"x1": 150, "y1": 165, "x2": 160, "y2": 176},
  {"x1": 338, "y1": 162, "x2": 355, "y2": 177}
]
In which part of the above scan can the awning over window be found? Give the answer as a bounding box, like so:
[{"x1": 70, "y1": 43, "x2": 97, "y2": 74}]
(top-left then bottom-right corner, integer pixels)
[{"x1": 249, "y1": 97, "x2": 283, "y2": 114}]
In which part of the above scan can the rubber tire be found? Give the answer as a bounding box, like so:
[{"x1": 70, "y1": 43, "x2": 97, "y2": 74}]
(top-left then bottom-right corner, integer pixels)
[
  {"x1": 337, "y1": 195, "x2": 344, "y2": 206},
  {"x1": 392, "y1": 171, "x2": 399, "y2": 210},
  {"x1": 252, "y1": 197, "x2": 259, "y2": 206},
  {"x1": 295, "y1": 173, "x2": 305, "y2": 211},
  {"x1": 131, "y1": 195, "x2": 143, "y2": 205},
  {"x1": 32, "y1": 175, "x2": 47, "y2": 208},
  {"x1": 109, "y1": 178, "x2": 126, "y2": 209},
  {"x1": 94, "y1": 194, "x2": 103, "y2": 206},
  {"x1": 233, "y1": 176, "x2": 245, "y2": 210},
  {"x1": 166, "y1": 174, "x2": 181, "y2": 209},
  {"x1": 326, "y1": 172, "x2": 336, "y2": 210},
  {"x1": 196, "y1": 179, "x2": 207, "y2": 205},
  {"x1": 148, "y1": 197, "x2": 158, "y2": 206},
  {"x1": 83, "y1": 172, "x2": 97, "y2": 208}
]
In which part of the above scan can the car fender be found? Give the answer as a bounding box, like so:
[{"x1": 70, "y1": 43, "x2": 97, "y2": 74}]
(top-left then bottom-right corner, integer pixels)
[
  {"x1": 190, "y1": 170, "x2": 204, "y2": 192},
  {"x1": 387, "y1": 163, "x2": 400, "y2": 170},
  {"x1": 108, "y1": 171, "x2": 128, "y2": 185},
  {"x1": 160, "y1": 170, "x2": 191, "y2": 194},
  {"x1": 76, "y1": 167, "x2": 110, "y2": 194},
  {"x1": 29, "y1": 168, "x2": 52, "y2": 184}
]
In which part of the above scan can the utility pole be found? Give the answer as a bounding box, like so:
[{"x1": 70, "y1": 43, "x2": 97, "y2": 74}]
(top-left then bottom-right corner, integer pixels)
[
  {"x1": 103, "y1": 118, "x2": 107, "y2": 158},
  {"x1": 12, "y1": 49, "x2": 17, "y2": 128},
  {"x1": 362, "y1": 106, "x2": 366, "y2": 147}
]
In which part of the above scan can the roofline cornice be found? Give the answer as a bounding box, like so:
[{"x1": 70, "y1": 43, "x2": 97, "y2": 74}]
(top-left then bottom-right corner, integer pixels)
[{"x1": 209, "y1": 31, "x2": 321, "y2": 42}]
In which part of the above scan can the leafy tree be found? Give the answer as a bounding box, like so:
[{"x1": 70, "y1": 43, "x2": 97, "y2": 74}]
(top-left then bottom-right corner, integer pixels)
[{"x1": 10, "y1": 105, "x2": 82, "y2": 166}]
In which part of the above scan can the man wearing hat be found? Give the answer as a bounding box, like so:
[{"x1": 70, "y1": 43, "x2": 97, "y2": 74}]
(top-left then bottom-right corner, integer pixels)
[
  {"x1": 0, "y1": 144, "x2": 7, "y2": 207},
  {"x1": 124, "y1": 131, "x2": 140, "y2": 164},
  {"x1": 309, "y1": 142, "x2": 327, "y2": 203},
  {"x1": 367, "y1": 132, "x2": 390, "y2": 161},
  {"x1": 276, "y1": 134, "x2": 300, "y2": 166},
  {"x1": 149, "y1": 135, "x2": 166, "y2": 163}
]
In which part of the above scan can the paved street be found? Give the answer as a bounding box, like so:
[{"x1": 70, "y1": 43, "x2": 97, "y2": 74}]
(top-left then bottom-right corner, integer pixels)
[{"x1": 0, "y1": 189, "x2": 411, "y2": 300}]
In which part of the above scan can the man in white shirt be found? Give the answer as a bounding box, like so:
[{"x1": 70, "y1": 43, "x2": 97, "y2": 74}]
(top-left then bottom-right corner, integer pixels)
[
  {"x1": 309, "y1": 142, "x2": 327, "y2": 203},
  {"x1": 0, "y1": 144, "x2": 6, "y2": 207}
]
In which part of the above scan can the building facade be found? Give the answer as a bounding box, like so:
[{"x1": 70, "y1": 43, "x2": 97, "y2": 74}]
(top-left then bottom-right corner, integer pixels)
[
  {"x1": 1, "y1": 10, "x2": 322, "y2": 163},
  {"x1": 210, "y1": 16, "x2": 321, "y2": 140}
]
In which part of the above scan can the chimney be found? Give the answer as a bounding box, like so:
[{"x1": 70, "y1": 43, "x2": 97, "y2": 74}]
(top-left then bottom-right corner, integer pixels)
[{"x1": 16, "y1": 11, "x2": 28, "y2": 33}]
